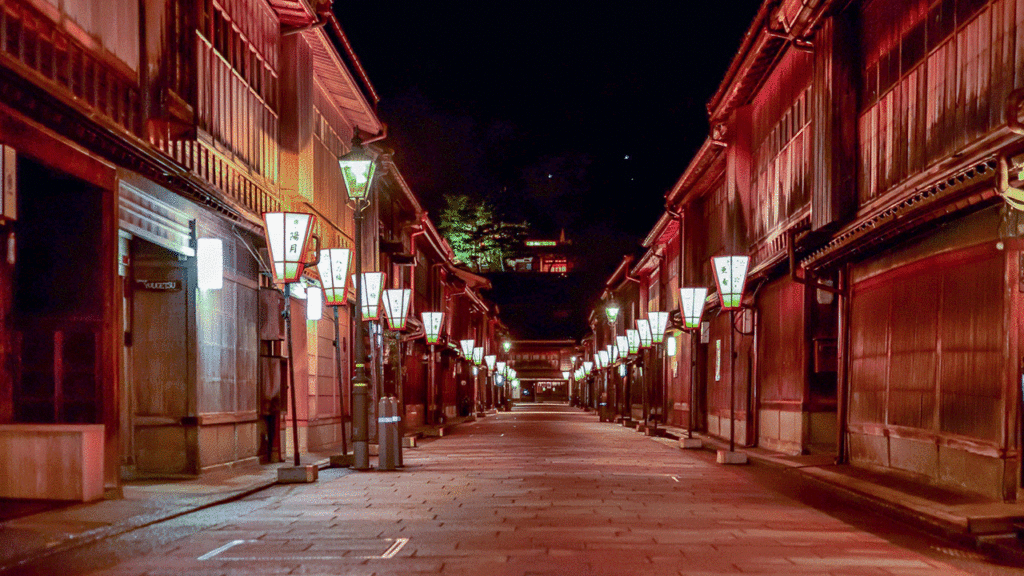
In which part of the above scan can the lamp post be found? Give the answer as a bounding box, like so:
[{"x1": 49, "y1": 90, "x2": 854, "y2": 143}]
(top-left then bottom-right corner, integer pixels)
[
  {"x1": 382, "y1": 288, "x2": 411, "y2": 396},
  {"x1": 649, "y1": 311, "x2": 670, "y2": 428},
  {"x1": 712, "y1": 255, "x2": 750, "y2": 464},
  {"x1": 484, "y1": 354, "x2": 496, "y2": 410},
  {"x1": 381, "y1": 288, "x2": 411, "y2": 470},
  {"x1": 338, "y1": 134, "x2": 378, "y2": 471},
  {"x1": 262, "y1": 211, "x2": 317, "y2": 476},
  {"x1": 422, "y1": 312, "x2": 444, "y2": 428},
  {"x1": 679, "y1": 286, "x2": 709, "y2": 446},
  {"x1": 320, "y1": 248, "x2": 351, "y2": 465},
  {"x1": 636, "y1": 318, "x2": 652, "y2": 426},
  {"x1": 604, "y1": 302, "x2": 619, "y2": 418}
]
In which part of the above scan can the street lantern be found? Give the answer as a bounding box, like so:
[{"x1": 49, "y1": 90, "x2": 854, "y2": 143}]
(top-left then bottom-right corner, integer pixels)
[
  {"x1": 598, "y1": 350, "x2": 609, "y2": 368},
  {"x1": 583, "y1": 360, "x2": 593, "y2": 374},
  {"x1": 319, "y1": 248, "x2": 351, "y2": 306},
  {"x1": 259, "y1": 211, "x2": 317, "y2": 474},
  {"x1": 421, "y1": 312, "x2": 444, "y2": 344},
  {"x1": 496, "y1": 361, "x2": 506, "y2": 375},
  {"x1": 562, "y1": 371, "x2": 570, "y2": 380},
  {"x1": 460, "y1": 339, "x2": 475, "y2": 359},
  {"x1": 605, "y1": 303, "x2": 619, "y2": 324},
  {"x1": 680, "y1": 287, "x2": 709, "y2": 330},
  {"x1": 473, "y1": 346, "x2": 484, "y2": 366},
  {"x1": 382, "y1": 289, "x2": 411, "y2": 330},
  {"x1": 502, "y1": 339, "x2": 512, "y2": 353},
  {"x1": 636, "y1": 318, "x2": 653, "y2": 349},
  {"x1": 354, "y1": 271, "x2": 385, "y2": 321},
  {"x1": 649, "y1": 311, "x2": 669, "y2": 344},
  {"x1": 666, "y1": 335, "x2": 677, "y2": 357},
  {"x1": 263, "y1": 212, "x2": 317, "y2": 283},
  {"x1": 617, "y1": 335, "x2": 630, "y2": 358},
  {"x1": 626, "y1": 330, "x2": 639, "y2": 355},
  {"x1": 712, "y1": 255, "x2": 750, "y2": 310},
  {"x1": 337, "y1": 136, "x2": 377, "y2": 201},
  {"x1": 711, "y1": 254, "x2": 751, "y2": 462},
  {"x1": 485, "y1": 354, "x2": 496, "y2": 371}
]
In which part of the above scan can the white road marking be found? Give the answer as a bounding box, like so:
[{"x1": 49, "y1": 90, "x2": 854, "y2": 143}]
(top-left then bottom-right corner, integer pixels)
[
  {"x1": 670, "y1": 476, "x2": 680, "y2": 483},
  {"x1": 381, "y1": 537, "x2": 409, "y2": 559},
  {"x1": 197, "y1": 539, "x2": 245, "y2": 560}
]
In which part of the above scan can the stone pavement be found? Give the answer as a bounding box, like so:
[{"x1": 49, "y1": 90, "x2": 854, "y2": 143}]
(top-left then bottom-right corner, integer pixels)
[{"x1": 12, "y1": 403, "x2": 1018, "y2": 576}]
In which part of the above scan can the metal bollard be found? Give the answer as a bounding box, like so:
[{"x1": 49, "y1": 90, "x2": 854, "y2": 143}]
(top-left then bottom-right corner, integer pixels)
[
  {"x1": 390, "y1": 397, "x2": 404, "y2": 468},
  {"x1": 377, "y1": 396, "x2": 399, "y2": 470}
]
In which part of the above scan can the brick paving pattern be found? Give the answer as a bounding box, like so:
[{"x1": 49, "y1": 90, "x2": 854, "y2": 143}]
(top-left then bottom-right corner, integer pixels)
[{"x1": 87, "y1": 405, "x2": 975, "y2": 576}]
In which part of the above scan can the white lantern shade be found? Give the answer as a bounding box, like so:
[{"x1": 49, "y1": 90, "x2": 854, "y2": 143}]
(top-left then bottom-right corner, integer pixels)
[
  {"x1": 626, "y1": 330, "x2": 639, "y2": 355},
  {"x1": 337, "y1": 144, "x2": 377, "y2": 201},
  {"x1": 618, "y1": 364, "x2": 626, "y2": 377},
  {"x1": 196, "y1": 238, "x2": 223, "y2": 290},
  {"x1": 680, "y1": 287, "x2": 709, "y2": 329},
  {"x1": 583, "y1": 360, "x2": 594, "y2": 374},
  {"x1": 473, "y1": 366, "x2": 478, "y2": 376},
  {"x1": 319, "y1": 248, "x2": 351, "y2": 306},
  {"x1": 712, "y1": 255, "x2": 750, "y2": 310},
  {"x1": 666, "y1": 335, "x2": 677, "y2": 357},
  {"x1": 460, "y1": 339, "x2": 475, "y2": 357},
  {"x1": 422, "y1": 312, "x2": 444, "y2": 344},
  {"x1": 617, "y1": 335, "x2": 630, "y2": 357},
  {"x1": 382, "y1": 288, "x2": 412, "y2": 330},
  {"x1": 649, "y1": 311, "x2": 669, "y2": 344},
  {"x1": 353, "y1": 271, "x2": 385, "y2": 320},
  {"x1": 611, "y1": 345, "x2": 620, "y2": 361},
  {"x1": 598, "y1": 350, "x2": 609, "y2": 367},
  {"x1": 473, "y1": 346, "x2": 484, "y2": 365},
  {"x1": 306, "y1": 285, "x2": 322, "y2": 321},
  {"x1": 496, "y1": 361, "x2": 506, "y2": 375},
  {"x1": 263, "y1": 212, "x2": 316, "y2": 283},
  {"x1": 485, "y1": 354, "x2": 496, "y2": 370},
  {"x1": 502, "y1": 340, "x2": 511, "y2": 352},
  {"x1": 562, "y1": 371, "x2": 570, "y2": 380},
  {"x1": 637, "y1": 318, "x2": 652, "y2": 348}
]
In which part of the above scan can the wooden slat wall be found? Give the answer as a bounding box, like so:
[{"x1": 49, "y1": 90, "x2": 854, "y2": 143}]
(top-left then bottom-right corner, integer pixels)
[
  {"x1": 757, "y1": 278, "x2": 806, "y2": 403},
  {"x1": 857, "y1": 0, "x2": 1018, "y2": 205}
]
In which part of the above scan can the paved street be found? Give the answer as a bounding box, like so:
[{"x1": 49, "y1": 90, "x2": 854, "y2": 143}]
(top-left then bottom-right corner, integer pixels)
[{"x1": 10, "y1": 404, "x2": 1021, "y2": 576}]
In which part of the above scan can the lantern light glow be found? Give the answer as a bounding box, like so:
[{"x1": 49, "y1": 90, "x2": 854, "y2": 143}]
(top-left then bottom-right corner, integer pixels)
[
  {"x1": 680, "y1": 287, "x2": 709, "y2": 329},
  {"x1": 352, "y1": 272, "x2": 385, "y2": 320},
  {"x1": 319, "y1": 248, "x2": 351, "y2": 306},
  {"x1": 626, "y1": 330, "x2": 639, "y2": 355},
  {"x1": 485, "y1": 355, "x2": 496, "y2": 371},
  {"x1": 196, "y1": 238, "x2": 223, "y2": 290},
  {"x1": 598, "y1": 350, "x2": 609, "y2": 367},
  {"x1": 337, "y1": 141, "x2": 377, "y2": 201},
  {"x1": 262, "y1": 212, "x2": 316, "y2": 283},
  {"x1": 637, "y1": 318, "x2": 653, "y2": 348},
  {"x1": 306, "y1": 284, "x2": 322, "y2": 320},
  {"x1": 649, "y1": 311, "x2": 669, "y2": 344},
  {"x1": 666, "y1": 335, "x2": 677, "y2": 357},
  {"x1": 382, "y1": 289, "x2": 412, "y2": 330},
  {"x1": 712, "y1": 255, "x2": 750, "y2": 310},
  {"x1": 584, "y1": 360, "x2": 594, "y2": 374},
  {"x1": 605, "y1": 304, "x2": 619, "y2": 324},
  {"x1": 473, "y1": 346, "x2": 484, "y2": 366},
  {"x1": 617, "y1": 335, "x2": 629, "y2": 358},
  {"x1": 460, "y1": 339, "x2": 476, "y2": 358},
  {"x1": 422, "y1": 312, "x2": 444, "y2": 344}
]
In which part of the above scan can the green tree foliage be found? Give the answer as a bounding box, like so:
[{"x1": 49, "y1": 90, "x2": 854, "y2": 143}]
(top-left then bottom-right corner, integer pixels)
[{"x1": 437, "y1": 194, "x2": 529, "y2": 272}]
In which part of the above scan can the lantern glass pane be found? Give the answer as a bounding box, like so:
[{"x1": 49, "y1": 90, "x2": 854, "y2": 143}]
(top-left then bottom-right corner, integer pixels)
[
  {"x1": 354, "y1": 272, "x2": 385, "y2": 320},
  {"x1": 599, "y1": 350, "x2": 609, "y2": 367},
  {"x1": 485, "y1": 355, "x2": 496, "y2": 370},
  {"x1": 562, "y1": 371, "x2": 570, "y2": 380},
  {"x1": 421, "y1": 312, "x2": 444, "y2": 344},
  {"x1": 712, "y1": 255, "x2": 750, "y2": 309},
  {"x1": 306, "y1": 285, "x2": 322, "y2": 321},
  {"x1": 617, "y1": 335, "x2": 629, "y2": 357},
  {"x1": 502, "y1": 340, "x2": 511, "y2": 352},
  {"x1": 460, "y1": 339, "x2": 475, "y2": 357},
  {"x1": 583, "y1": 361, "x2": 593, "y2": 373},
  {"x1": 197, "y1": 238, "x2": 223, "y2": 290},
  {"x1": 680, "y1": 287, "x2": 709, "y2": 329},
  {"x1": 649, "y1": 311, "x2": 669, "y2": 343},
  {"x1": 497, "y1": 361, "x2": 506, "y2": 374},
  {"x1": 382, "y1": 289, "x2": 411, "y2": 330},
  {"x1": 473, "y1": 347, "x2": 484, "y2": 365},
  {"x1": 263, "y1": 212, "x2": 315, "y2": 282},
  {"x1": 319, "y1": 248, "x2": 351, "y2": 306},
  {"x1": 637, "y1": 319, "x2": 652, "y2": 348},
  {"x1": 338, "y1": 151, "x2": 376, "y2": 201},
  {"x1": 605, "y1": 305, "x2": 619, "y2": 324},
  {"x1": 626, "y1": 330, "x2": 639, "y2": 354}
]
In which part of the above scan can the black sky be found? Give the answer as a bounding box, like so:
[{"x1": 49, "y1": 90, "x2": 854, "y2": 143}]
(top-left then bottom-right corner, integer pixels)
[{"x1": 337, "y1": 3, "x2": 763, "y2": 336}]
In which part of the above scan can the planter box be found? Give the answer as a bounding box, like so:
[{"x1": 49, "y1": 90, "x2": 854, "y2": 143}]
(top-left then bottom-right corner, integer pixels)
[{"x1": 0, "y1": 424, "x2": 105, "y2": 501}]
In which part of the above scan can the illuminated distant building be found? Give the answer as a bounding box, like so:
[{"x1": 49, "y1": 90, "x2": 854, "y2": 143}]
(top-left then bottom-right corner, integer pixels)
[{"x1": 507, "y1": 230, "x2": 576, "y2": 273}]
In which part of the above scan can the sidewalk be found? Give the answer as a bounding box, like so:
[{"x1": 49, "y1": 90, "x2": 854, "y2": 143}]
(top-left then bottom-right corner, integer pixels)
[
  {"x1": 0, "y1": 452, "x2": 334, "y2": 573},
  {"x1": 631, "y1": 420, "x2": 1024, "y2": 563},
  {"x1": 0, "y1": 413, "x2": 483, "y2": 574}
]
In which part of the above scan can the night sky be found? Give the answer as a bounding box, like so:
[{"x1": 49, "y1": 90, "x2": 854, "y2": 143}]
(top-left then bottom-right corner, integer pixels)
[{"x1": 337, "y1": 3, "x2": 764, "y2": 337}]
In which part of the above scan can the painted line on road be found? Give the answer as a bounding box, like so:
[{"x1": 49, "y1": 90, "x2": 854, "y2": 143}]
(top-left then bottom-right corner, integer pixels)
[
  {"x1": 670, "y1": 476, "x2": 679, "y2": 483},
  {"x1": 198, "y1": 539, "x2": 244, "y2": 560},
  {"x1": 381, "y1": 537, "x2": 409, "y2": 558}
]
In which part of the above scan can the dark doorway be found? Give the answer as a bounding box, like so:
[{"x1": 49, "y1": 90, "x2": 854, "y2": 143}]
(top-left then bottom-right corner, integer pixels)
[{"x1": 13, "y1": 157, "x2": 105, "y2": 424}]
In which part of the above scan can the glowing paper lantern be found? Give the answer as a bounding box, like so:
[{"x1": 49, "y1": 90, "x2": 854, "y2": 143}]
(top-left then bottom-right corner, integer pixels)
[
  {"x1": 337, "y1": 141, "x2": 377, "y2": 201},
  {"x1": 422, "y1": 312, "x2": 444, "y2": 344},
  {"x1": 382, "y1": 289, "x2": 411, "y2": 330},
  {"x1": 626, "y1": 330, "x2": 639, "y2": 355},
  {"x1": 306, "y1": 285, "x2": 322, "y2": 321},
  {"x1": 637, "y1": 318, "x2": 652, "y2": 348},
  {"x1": 649, "y1": 311, "x2": 669, "y2": 344},
  {"x1": 196, "y1": 238, "x2": 223, "y2": 290},
  {"x1": 712, "y1": 255, "x2": 750, "y2": 310},
  {"x1": 319, "y1": 248, "x2": 351, "y2": 306},
  {"x1": 352, "y1": 271, "x2": 385, "y2": 320},
  {"x1": 263, "y1": 212, "x2": 316, "y2": 283},
  {"x1": 680, "y1": 287, "x2": 709, "y2": 330}
]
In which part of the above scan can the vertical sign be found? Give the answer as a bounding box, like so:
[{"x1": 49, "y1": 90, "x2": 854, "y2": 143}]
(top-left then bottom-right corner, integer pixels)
[
  {"x1": 715, "y1": 339, "x2": 722, "y2": 382},
  {"x1": 1, "y1": 145, "x2": 16, "y2": 220}
]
